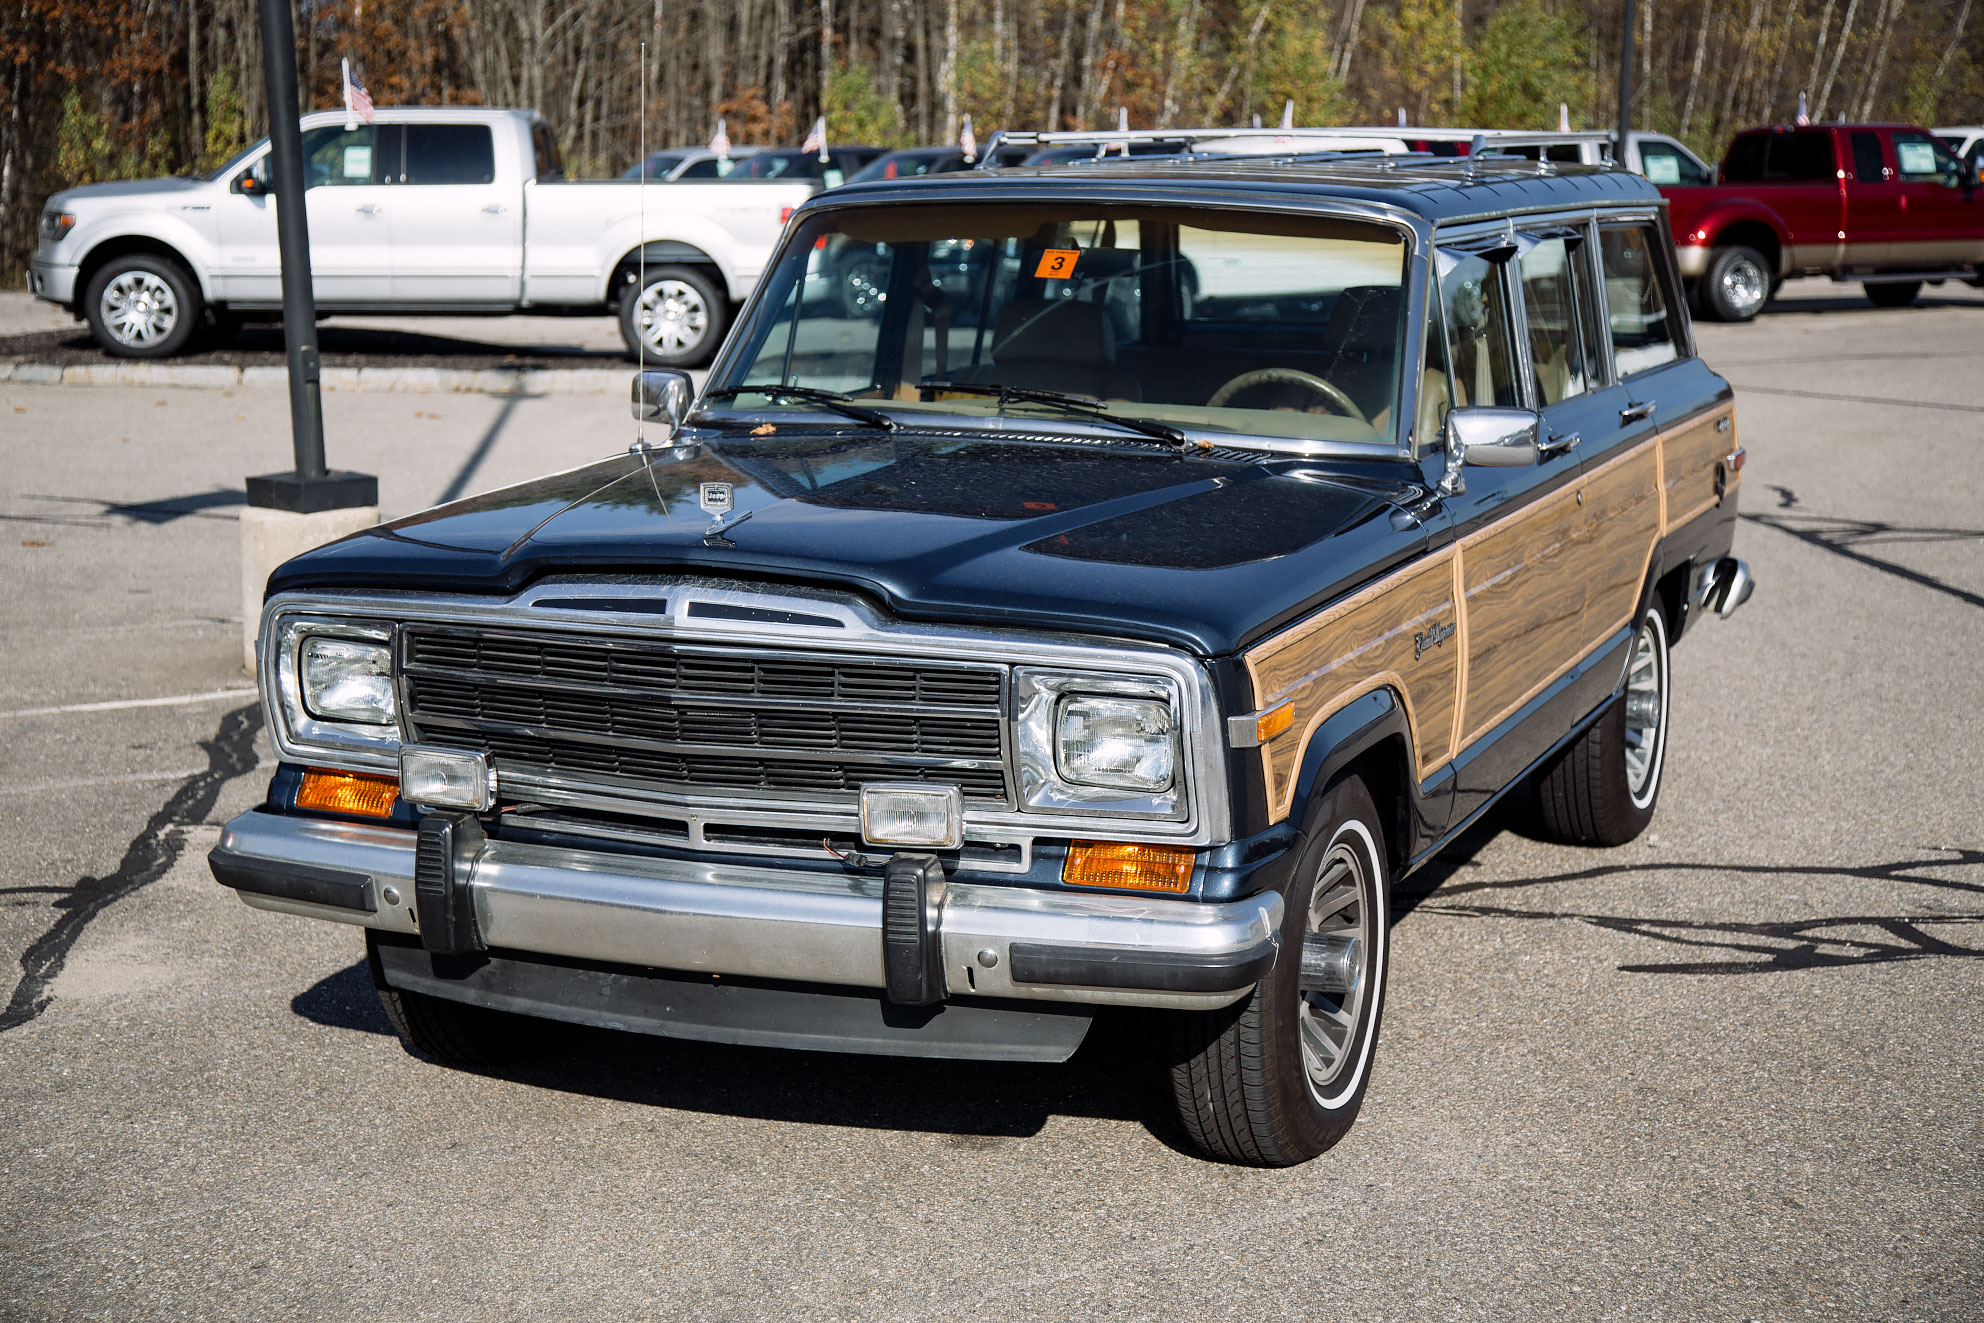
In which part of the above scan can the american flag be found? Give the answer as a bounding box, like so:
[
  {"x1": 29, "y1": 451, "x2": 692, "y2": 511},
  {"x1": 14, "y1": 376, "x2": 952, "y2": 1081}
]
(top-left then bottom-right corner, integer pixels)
[
  {"x1": 709, "y1": 117, "x2": 731, "y2": 160},
  {"x1": 342, "y1": 58, "x2": 375, "y2": 126},
  {"x1": 959, "y1": 114, "x2": 976, "y2": 163},
  {"x1": 801, "y1": 115, "x2": 827, "y2": 161}
]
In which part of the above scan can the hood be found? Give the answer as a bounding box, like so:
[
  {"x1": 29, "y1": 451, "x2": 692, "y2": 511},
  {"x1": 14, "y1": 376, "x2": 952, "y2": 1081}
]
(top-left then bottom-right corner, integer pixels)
[
  {"x1": 268, "y1": 432, "x2": 1431, "y2": 656},
  {"x1": 50, "y1": 177, "x2": 211, "y2": 209}
]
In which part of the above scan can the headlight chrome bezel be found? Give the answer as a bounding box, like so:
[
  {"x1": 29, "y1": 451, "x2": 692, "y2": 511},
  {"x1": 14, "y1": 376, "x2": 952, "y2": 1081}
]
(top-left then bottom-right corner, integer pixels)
[
  {"x1": 1014, "y1": 668, "x2": 1187, "y2": 821},
  {"x1": 267, "y1": 614, "x2": 401, "y2": 769}
]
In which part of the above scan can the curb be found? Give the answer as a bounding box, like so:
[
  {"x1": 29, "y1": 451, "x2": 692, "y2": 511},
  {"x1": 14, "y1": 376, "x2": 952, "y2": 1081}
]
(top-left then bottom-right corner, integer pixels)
[{"x1": 0, "y1": 360, "x2": 628, "y2": 394}]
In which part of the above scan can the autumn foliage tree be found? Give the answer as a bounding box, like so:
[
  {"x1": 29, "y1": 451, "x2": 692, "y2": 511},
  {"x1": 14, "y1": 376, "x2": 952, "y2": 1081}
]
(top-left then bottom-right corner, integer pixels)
[{"x1": 3, "y1": 0, "x2": 1980, "y2": 285}]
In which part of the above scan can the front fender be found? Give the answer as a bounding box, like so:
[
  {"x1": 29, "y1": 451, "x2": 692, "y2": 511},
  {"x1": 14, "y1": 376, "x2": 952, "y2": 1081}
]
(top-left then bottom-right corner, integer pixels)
[
  {"x1": 69, "y1": 210, "x2": 220, "y2": 300},
  {"x1": 1668, "y1": 197, "x2": 1795, "y2": 274}
]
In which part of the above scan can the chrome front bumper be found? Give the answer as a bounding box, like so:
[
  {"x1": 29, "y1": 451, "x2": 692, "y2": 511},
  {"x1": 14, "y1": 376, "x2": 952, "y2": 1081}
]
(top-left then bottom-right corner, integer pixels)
[{"x1": 211, "y1": 809, "x2": 1282, "y2": 1012}]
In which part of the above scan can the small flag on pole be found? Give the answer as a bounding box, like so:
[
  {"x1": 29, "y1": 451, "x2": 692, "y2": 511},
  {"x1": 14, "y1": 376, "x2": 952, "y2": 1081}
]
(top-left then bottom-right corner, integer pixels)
[
  {"x1": 1280, "y1": 99, "x2": 1295, "y2": 130},
  {"x1": 1396, "y1": 106, "x2": 1408, "y2": 128},
  {"x1": 341, "y1": 58, "x2": 375, "y2": 131},
  {"x1": 802, "y1": 116, "x2": 827, "y2": 161},
  {"x1": 1795, "y1": 91, "x2": 1810, "y2": 125},
  {"x1": 960, "y1": 114, "x2": 976, "y2": 163},
  {"x1": 1558, "y1": 103, "x2": 1571, "y2": 132},
  {"x1": 1113, "y1": 106, "x2": 1129, "y2": 154},
  {"x1": 710, "y1": 117, "x2": 731, "y2": 160}
]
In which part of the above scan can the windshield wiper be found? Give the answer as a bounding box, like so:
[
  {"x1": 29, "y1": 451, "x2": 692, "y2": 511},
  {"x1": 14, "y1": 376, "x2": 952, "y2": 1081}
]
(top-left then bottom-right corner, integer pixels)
[
  {"x1": 697, "y1": 383, "x2": 896, "y2": 431},
  {"x1": 921, "y1": 380, "x2": 1187, "y2": 447}
]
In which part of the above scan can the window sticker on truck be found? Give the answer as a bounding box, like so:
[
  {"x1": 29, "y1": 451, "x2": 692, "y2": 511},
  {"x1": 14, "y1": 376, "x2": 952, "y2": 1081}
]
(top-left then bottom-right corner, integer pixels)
[
  {"x1": 342, "y1": 145, "x2": 373, "y2": 179},
  {"x1": 1643, "y1": 154, "x2": 1680, "y2": 185},
  {"x1": 1897, "y1": 141, "x2": 1937, "y2": 175}
]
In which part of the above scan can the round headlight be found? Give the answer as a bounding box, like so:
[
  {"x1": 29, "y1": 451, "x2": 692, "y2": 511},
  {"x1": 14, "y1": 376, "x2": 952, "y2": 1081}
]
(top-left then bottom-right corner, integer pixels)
[
  {"x1": 299, "y1": 636, "x2": 395, "y2": 725},
  {"x1": 1054, "y1": 694, "x2": 1175, "y2": 791}
]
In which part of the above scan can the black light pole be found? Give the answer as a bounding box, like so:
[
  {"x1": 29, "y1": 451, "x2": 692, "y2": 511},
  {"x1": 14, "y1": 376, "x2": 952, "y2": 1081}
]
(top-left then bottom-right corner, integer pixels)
[
  {"x1": 246, "y1": 0, "x2": 374, "y2": 513},
  {"x1": 1615, "y1": 0, "x2": 1637, "y2": 168}
]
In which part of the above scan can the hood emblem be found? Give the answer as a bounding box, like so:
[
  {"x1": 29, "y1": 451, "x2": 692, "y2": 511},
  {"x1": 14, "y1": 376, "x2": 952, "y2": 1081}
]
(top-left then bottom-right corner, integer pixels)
[{"x1": 699, "y1": 480, "x2": 751, "y2": 546}]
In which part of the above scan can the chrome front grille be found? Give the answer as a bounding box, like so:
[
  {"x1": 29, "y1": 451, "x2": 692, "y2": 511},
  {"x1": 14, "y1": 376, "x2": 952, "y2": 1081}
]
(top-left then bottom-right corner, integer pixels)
[{"x1": 398, "y1": 624, "x2": 1010, "y2": 804}]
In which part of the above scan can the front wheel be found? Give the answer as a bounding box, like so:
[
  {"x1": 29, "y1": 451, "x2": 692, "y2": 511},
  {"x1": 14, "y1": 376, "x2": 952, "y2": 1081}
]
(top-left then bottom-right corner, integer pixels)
[
  {"x1": 1531, "y1": 601, "x2": 1671, "y2": 847},
  {"x1": 1866, "y1": 280, "x2": 1921, "y2": 309},
  {"x1": 1167, "y1": 775, "x2": 1390, "y2": 1166},
  {"x1": 1700, "y1": 245, "x2": 1772, "y2": 322},
  {"x1": 619, "y1": 264, "x2": 728, "y2": 367},
  {"x1": 83, "y1": 254, "x2": 203, "y2": 358}
]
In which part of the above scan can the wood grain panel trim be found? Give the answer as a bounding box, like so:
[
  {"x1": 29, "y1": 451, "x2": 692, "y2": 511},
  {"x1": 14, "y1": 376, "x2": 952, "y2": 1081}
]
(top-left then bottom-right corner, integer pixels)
[
  {"x1": 1455, "y1": 479, "x2": 1586, "y2": 749},
  {"x1": 1662, "y1": 403, "x2": 1735, "y2": 532},
  {"x1": 1244, "y1": 547, "x2": 1461, "y2": 821}
]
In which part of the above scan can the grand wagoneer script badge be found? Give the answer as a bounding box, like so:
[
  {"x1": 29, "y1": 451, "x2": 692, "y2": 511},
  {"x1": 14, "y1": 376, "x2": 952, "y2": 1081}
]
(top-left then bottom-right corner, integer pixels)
[{"x1": 1414, "y1": 620, "x2": 1456, "y2": 660}]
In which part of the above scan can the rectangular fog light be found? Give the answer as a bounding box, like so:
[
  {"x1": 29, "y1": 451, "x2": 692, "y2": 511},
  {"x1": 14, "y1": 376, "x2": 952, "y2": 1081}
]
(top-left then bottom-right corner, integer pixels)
[
  {"x1": 398, "y1": 746, "x2": 495, "y2": 812},
  {"x1": 860, "y1": 783, "x2": 963, "y2": 849}
]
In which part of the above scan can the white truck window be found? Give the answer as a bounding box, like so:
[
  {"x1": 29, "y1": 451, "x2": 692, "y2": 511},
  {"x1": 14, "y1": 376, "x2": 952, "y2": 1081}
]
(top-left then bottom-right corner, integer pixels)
[{"x1": 405, "y1": 124, "x2": 496, "y2": 186}]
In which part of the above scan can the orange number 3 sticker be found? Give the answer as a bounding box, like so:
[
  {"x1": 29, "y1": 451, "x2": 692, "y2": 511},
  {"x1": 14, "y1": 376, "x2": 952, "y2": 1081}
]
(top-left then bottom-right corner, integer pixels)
[{"x1": 1034, "y1": 248, "x2": 1080, "y2": 279}]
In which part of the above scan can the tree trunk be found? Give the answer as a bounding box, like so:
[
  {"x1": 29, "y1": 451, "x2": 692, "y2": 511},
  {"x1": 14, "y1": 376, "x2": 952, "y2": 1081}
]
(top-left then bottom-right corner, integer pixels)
[
  {"x1": 1678, "y1": 0, "x2": 1714, "y2": 137},
  {"x1": 1815, "y1": 0, "x2": 1860, "y2": 120}
]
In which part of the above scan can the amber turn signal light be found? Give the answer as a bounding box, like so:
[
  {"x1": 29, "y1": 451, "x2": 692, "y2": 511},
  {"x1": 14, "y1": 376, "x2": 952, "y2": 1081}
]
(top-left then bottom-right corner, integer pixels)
[
  {"x1": 1063, "y1": 840, "x2": 1196, "y2": 893},
  {"x1": 296, "y1": 768, "x2": 398, "y2": 819},
  {"x1": 1255, "y1": 702, "x2": 1295, "y2": 744}
]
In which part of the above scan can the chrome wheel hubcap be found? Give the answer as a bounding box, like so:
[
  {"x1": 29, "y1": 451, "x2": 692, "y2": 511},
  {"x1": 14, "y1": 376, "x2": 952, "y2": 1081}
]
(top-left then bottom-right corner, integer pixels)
[
  {"x1": 1297, "y1": 839, "x2": 1374, "y2": 1095},
  {"x1": 1623, "y1": 614, "x2": 1668, "y2": 805},
  {"x1": 635, "y1": 279, "x2": 709, "y2": 355},
  {"x1": 1721, "y1": 257, "x2": 1767, "y2": 317},
  {"x1": 100, "y1": 270, "x2": 178, "y2": 347}
]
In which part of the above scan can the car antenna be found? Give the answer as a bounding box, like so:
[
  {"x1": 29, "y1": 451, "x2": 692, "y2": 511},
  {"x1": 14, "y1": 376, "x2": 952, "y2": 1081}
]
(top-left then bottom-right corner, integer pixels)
[{"x1": 632, "y1": 39, "x2": 651, "y2": 455}]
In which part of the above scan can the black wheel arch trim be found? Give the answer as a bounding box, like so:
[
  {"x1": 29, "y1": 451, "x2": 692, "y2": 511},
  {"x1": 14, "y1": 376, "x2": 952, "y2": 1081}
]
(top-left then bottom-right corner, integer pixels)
[{"x1": 1007, "y1": 934, "x2": 1279, "y2": 993}]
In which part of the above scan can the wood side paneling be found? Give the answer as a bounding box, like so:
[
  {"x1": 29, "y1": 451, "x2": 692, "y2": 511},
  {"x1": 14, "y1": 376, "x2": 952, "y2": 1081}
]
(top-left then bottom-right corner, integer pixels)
[
  {"x1": 1456, "y1": 484, "x2": 1586, "y2": 748},
  {"x1": 1662, "y1": 403, "x2": 1735, "y2": 530},
  {"x1": 1578, "y1": 444, "x2": 1663, "y2": 639},
  {"x1": 1244, "y1": 549, "x2": 1461, "y2": 821}
]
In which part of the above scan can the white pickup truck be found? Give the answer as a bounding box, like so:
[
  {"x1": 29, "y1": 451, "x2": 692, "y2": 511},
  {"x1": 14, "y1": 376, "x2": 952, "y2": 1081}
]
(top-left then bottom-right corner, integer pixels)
[{"x1": 27, "y1": 107, "x2": 813, "y2": 365}]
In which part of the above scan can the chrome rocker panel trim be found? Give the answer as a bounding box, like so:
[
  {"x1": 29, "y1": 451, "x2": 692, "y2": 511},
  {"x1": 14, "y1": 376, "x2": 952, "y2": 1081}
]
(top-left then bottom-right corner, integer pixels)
[{"x1": 212, "y1": 808, "x2": 1283, "y2": 1012}]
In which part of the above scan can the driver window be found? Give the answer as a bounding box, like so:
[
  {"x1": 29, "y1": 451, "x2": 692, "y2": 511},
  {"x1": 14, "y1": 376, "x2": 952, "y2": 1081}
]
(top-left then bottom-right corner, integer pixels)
[
  {"x1": 1518, "y1": 235, "x2": 1591, "y2": 407},
  {"x1": 1892, "y1": 130, "x2": 1966, "y2": 188},
  {"x1": 1438, "y1": 250, "x2": 1518, "y2": 409},
  {"x1": 300, "y1": 124, "x2": 388, "y2": 188}
]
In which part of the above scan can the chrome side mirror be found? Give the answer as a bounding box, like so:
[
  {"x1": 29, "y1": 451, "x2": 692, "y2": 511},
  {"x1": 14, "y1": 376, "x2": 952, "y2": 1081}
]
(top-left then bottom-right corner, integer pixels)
[
  {"x1": 1436, "y1": 407, "x2": 1542, "y2": 497},
  {"x1": 631, "y1": 369, "x2": 693, "y2": 435}
]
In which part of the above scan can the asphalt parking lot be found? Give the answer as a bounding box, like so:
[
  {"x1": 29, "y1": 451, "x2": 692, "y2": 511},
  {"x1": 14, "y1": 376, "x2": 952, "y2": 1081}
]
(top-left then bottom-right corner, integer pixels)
[{"x1": 1, "y1": 282, "x2": 1979, "y2": 1320}]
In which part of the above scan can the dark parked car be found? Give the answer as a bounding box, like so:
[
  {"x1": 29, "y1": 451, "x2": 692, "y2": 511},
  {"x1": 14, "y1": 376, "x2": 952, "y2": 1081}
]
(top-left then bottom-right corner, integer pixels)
[
  {"x1": 211, "y1": 154, "x2": 1753, "y2": 1166},
  {"x1": 845, "y1": 144, "x2": 1032, "y2": 182},
  {"x1": 721, "y1": 146, "x2": 885, "y2": 189}
]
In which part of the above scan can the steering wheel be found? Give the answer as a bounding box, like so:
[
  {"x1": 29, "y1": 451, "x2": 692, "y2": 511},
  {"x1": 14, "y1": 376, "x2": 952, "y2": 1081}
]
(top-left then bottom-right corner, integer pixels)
[{"x1": 1207, "y1": 367, "x2": 1368, "y2": 425}]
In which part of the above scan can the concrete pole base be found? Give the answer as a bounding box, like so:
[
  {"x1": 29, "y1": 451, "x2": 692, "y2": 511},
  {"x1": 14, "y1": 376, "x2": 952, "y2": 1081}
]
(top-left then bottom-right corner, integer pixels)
[{"x1": 240, "y1": 505, "x2": 379, "y2": 672}]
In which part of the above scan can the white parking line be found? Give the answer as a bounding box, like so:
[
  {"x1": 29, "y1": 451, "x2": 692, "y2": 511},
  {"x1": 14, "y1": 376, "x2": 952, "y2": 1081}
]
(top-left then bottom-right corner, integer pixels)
[{"x1": 0, "y1": 687, "x2": 258, "y2": 719}]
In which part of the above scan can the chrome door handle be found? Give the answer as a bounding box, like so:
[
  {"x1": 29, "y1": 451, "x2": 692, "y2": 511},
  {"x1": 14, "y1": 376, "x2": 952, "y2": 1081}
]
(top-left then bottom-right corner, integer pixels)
[
  {"x1": 1539, "y1": 431, "x2": 1581, "y2": 456},
  {"x1": 1619, "y1": 400, "x2": 1656, "y2": 423},
  {"x1": 356, "y1": 203, "x2": 383, "y2": 216}
]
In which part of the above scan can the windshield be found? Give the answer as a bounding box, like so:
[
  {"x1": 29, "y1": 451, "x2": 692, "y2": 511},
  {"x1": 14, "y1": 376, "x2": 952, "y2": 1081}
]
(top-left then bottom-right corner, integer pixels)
[
  {"x1": 710, "y1": 203, "x2": 1412, "y2": 448},
  {"x1": 205, "y1": 138, "x2": 267, "y2": 182}
]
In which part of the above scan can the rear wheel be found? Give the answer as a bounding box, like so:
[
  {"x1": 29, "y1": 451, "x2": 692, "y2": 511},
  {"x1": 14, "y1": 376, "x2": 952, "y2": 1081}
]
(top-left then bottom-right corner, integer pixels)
[
  {"x1": 1531, "y1": 601, "x2": 1671, "y2": 847},
  {"x1": 1866, "y1": 280, "x2": 1921, "y2": 309},
  {"x1": 1700, "y1": 245, "x2": 1771, "y2": 322},
  {"x1": 83, "y1": 253, "x2": 202, "y2": 358},
  {"x1": 619, "y1": 263, "x2": 728, "y2": 366},
  {"x1": 367, "y1": 932, "x2": 546, "y2": 1067},
  {"x1": 1167, "y1": 775, "x2": 1390, "y2": 1166}
]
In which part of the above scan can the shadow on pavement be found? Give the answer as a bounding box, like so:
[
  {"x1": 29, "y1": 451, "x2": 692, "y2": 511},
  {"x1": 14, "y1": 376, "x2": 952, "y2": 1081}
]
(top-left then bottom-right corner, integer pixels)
[{"x1": 295, "y1": 956, "x2": 1182, "y2": 1144}]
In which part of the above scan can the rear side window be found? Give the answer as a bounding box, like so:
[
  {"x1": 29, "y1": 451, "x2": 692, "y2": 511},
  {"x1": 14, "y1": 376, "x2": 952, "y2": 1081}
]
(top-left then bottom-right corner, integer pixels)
[
  {"x1": 1850, "y1": 132, "x2": 1887, "y2": 183},
  {"x1": 1723, "y1": 131, "x2": 1835, "y2": 183},
  {"x1": 1518, "y1": 234, "x2": 1594, "y2": 406},
  {"x1": 1598, "y1": 225, "x2": 1680, "y2": 376},
  {"x1": 405, "y1": 124, "x2": 496, "y2": 185},
  {"x1": 530, "y1": 122, "x2": 565, "y2": 182}
]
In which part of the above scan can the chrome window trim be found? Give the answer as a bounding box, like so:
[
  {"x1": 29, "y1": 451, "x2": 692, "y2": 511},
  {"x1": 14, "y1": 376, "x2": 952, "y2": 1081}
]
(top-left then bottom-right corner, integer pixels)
[{"x1": 258, "y1": 577, "x2": 1231, "y2": 846}]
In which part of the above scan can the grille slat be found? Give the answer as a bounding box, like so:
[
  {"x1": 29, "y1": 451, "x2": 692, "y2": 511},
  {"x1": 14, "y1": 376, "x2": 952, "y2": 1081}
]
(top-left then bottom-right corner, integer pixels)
[{"x1": 401, "y1": 624, "x2": 1009, "y2": 804}]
